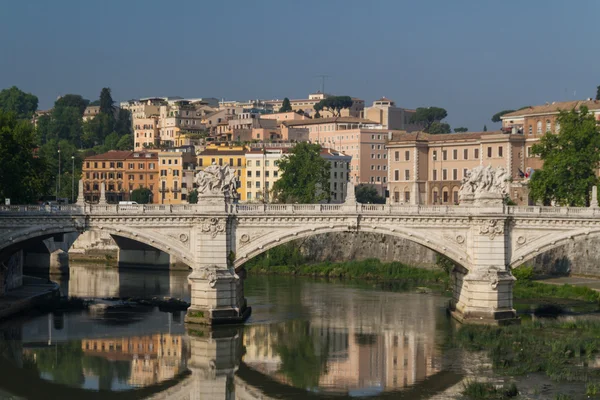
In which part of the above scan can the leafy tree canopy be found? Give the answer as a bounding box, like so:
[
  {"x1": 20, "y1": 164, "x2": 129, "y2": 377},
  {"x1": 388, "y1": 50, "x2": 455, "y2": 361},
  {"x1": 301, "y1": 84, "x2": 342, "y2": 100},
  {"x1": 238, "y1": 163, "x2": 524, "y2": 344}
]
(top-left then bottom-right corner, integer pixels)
[
  {"x1": 313, "y1": 96, "x2": 353, "y2": 117},
  {"x1": 0, "y1": 110, "x2": 47, "y2": 203},
  {"x1": 483, "y1": 125, "x2": 488, "y2": 131},
  {"x1": 427, "y1": 122, "x2": 452, "y2": 134},
  {"x1": 454, "y1": 127, "x2": 468, "y2": 133},
  {"x1": 99, "y1": 87, "x2": 114, "y2": 115},
  {"x1": 272, "y1": 142, "x2": 331, "y2": 203},
  {"x1": 55, "y1": 94, "x2": 89, "y2": 115},
  {"x1": 131, "y1": 187, "x2": 153, "y2": 204},
  {"x1": 279, "y1": 97, "x2": 293, "y2": 113},
  {"x1": 355, "y1": 184, "x2": 385, "y2": 204},
  {"x1": 188, "y1": 189, "x2": 198, "y2": 204},
  {"x1": 116, "y1": 134, "x2": 133, "y2": 150},
  {"x1": 491, "y1": 110, "x2": 515, "y2": 123},
  {"x1": 529, "y1": 107, "x2": 600, "y2": 206},
  {"x1": 0, "y1": 86, "x2": 38, "y2": 120},
  {"x1": 596, "y1": 85, "x2": 600, "y2": 101},
  {"x1": 410, "y1": 107, "x2": 448, "y2": 132}
]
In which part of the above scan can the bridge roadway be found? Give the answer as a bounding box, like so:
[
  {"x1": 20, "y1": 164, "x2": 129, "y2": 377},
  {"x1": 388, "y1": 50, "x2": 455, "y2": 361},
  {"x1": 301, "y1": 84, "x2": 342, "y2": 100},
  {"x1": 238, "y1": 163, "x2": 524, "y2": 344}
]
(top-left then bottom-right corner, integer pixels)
[{"x1": 3, "y1": 199, "x2": 600, "y2": 325}]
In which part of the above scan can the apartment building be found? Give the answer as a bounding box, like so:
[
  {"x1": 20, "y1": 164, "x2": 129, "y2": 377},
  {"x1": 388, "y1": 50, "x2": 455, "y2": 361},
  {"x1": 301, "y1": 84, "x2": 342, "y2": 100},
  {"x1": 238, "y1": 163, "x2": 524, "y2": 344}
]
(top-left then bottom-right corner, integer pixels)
[
  {"x1": 265, "y1": 92, "x2": 365, "y2": 118},
  {"x1": 500, "y1": 99, "x2": 600, "y2": 172},
  {"x1": 159, "y1": 101, "x2": 207, "y2": 147},
  {"x1": 134, "y1": 116, "x2": 160, "y2": 151},
  {"x1": 364, "y1": 97, "x2": 422, "y2": 131},
  {"x1": 197, "y1": 144, "x2": 247, "y2": 200},
  {"x1": 386, "y1": 131, "x2": 526, "y2": 205},
  {"x1": 82, "y1": 151, "x2": 159, "y2": 203},
  {"x1": 321, "y1": 148, "x2": 351, "y2": 202},
  {"x1": 157, "y1": 148, "x2": 196, "y2": 204}
]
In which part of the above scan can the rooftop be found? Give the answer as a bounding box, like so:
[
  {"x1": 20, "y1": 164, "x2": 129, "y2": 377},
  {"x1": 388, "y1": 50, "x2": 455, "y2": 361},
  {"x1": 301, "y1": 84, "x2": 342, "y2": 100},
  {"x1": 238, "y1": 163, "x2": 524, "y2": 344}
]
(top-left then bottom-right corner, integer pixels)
[
  {"x1": 282, "y1": 117, "x2": 379, "y2": 127},
  {"x1": 84, "y1": 151, "x2": 133, "y2": 161},
  {"x1": 387, "y1": 131, "x2": 503, "y2": 143},
  {"x1": 502, "y1": 99, "x2": 600, "y2": 118}
]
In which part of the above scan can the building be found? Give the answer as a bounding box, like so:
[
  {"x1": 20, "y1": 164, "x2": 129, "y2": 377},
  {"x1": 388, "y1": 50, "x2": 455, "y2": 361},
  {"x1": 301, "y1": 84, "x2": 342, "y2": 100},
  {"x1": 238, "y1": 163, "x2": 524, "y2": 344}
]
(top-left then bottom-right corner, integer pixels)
[
  {"x1": 386, "y1": 131, "x2": 526, "y2": 205},
  {"x1": 134, "y1": 116, "x2": 160, "y2": 151},
  {"x1": 82, "y1": 150, "x2": 160, "y2": 203},
  {"x1": 364, "y1": 97, "x2": 421, "y2": 131},
  {"x1": 266, "y1": 92, "x2": 365, "y2": 118},
  {"x1": 157, "y1": 147, "x2": 197, "y2": 204},
  {"x1": 321, "y1": 148, "x2": 351, "y2": 202},
  {"x1": 500, "y1": 99, "x2": 600, "y2": 173},
  {"x1": 159, "y1": 101, "x2": 207, "y2": 148},
  {"x1": 82, "y1": 105, "x2": 120, "y2": 122},
  {"x1": 197, "y1": 144, "x2": 247, "y2": 200}
]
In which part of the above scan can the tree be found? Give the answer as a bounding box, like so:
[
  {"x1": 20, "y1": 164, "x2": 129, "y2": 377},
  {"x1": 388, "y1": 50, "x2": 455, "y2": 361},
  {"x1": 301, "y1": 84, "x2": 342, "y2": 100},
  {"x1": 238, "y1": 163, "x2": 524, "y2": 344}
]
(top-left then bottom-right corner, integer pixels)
[
  {"x1": 313, "y1": 96, "x2": 353, "y2": 117},
  {"x1": 454, "y1": 127, "x2": 468, "y2": 133},
  {"x1": 55, "y1": 94, "x2": 89, "y2": 115},
  {"x1": 483, "y1": 125, "x2": 488, "y2": 132},
  {"x1": 131, "y1": 188, "x2": 153, "y2": 204},
  {"x1": 272, "y1": 142, "x2": 330, "y2": 203},
  {"x1": 529, "y1": 107, "x2": 600, "y2": 206},
  {"x1": 355, "y1": 184, "x2": 385, "y2": 204},
  {"x1": 114, "y1": 109, "x2": 131, "y2": 136},
  {"x1": 0, "y1": 110, "x2": 47, "y2": 203},
  {"x1": 188, "y1": 189, "x2": 198, "y2": 204},
  {"x1": 116, "y1": 134, "x2": 133, "y2": 150},
  {"x1": 279, "y1": 97, "x2": 293, "y2": 113},
  {"x1": 491, "y1": 110, "x2": 516, "y2": 123},
  {"x1": 0, "y1": 86, "x2": 38, "y2": 119},
  {"x1": 410, "y1": 107, "x2": 448, "y2": 132},
  {"x1": 99, "y1": 87, "x2": 114, "y2": 115},
  {"x1": 103, "y1": 132, "x2": 121, "y2": 151},
  {"x1": 596, "y1": 85, "x2": 600, "y2": 101},
  {"x1": 427, "y1": 122, "x2": 452, "y2": 134}
]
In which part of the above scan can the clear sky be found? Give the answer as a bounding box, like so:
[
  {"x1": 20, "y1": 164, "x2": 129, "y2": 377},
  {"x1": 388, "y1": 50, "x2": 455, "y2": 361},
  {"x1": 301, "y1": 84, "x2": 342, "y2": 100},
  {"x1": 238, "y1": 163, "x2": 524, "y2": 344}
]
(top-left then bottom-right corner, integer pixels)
[{"x1": 1, "y1": 0, "x2": 598, "y2": 131}]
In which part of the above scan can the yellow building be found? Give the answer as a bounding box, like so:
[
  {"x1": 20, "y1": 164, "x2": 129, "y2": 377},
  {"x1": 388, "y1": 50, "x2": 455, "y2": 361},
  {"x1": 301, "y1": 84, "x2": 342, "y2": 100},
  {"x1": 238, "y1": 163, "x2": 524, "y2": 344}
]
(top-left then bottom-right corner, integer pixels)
[
  {"x1": 197, "y1": 144, "x2": 247, "y2": 200},
  {"x1": 157, "y1": 148, "x2": 196, "y2": 204}
]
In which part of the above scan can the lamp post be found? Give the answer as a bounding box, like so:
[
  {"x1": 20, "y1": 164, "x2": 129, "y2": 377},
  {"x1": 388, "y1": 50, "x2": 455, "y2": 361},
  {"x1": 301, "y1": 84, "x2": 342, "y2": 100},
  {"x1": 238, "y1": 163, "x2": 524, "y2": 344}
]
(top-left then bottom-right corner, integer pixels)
[
  {"x1": 57, "y1": 149, "x2": 61, "y2": 201},
  {"x1": 71, "y1": 156, "x2": 75, "y2": 203}
]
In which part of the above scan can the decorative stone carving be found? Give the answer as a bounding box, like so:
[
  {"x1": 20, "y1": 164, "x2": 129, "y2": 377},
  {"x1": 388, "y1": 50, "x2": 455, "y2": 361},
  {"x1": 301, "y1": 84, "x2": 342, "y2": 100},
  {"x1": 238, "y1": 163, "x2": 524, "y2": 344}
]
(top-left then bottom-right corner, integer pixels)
[
  {"x1": 455, "y1": 234, "x2": 465, "y2": 244},
  {"x1": 240, "y1": 233, "x2": 250, "y2": 243},
  {"x1": 516, "y1": 236, "x2": 526, "y2": 245},
  {"x1": 201, "y1": 217, "x2": 225, "y2": 238},
  {"x1": 179, "y1": 233, "x2": 189, "y2": 242},
  {"x1": 194, "y1": 163, "x2": 239, "y2": 201},
  {"x1": 479, "y1": 219, "x2": 504, "y2": 240},
  {"x1": 459, "y1": 166, "x2": 509, "y2": 205},
  {"x1": 344, "y1": 181, "x2": 356, "y2": 204}
]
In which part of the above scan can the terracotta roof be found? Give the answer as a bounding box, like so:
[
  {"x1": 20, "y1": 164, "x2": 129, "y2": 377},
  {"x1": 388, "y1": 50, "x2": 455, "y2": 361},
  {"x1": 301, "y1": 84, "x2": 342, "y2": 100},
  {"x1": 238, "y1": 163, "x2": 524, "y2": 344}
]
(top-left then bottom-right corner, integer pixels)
[
  {"x1": 387, "y1": 131, "x2": 501, "y2": 143},
  {"x1": 502, "y1": 99, "x2": 600, "y2": 118},
  {"x1": 282, "y1": 117, "x2": 379, "y2": 127},
  {"x1": 84, "y1": 151, "x2": 133, "y2": 160},
  {"x1": 198, "y1": 149, "x2": 246, "y2": 156}
]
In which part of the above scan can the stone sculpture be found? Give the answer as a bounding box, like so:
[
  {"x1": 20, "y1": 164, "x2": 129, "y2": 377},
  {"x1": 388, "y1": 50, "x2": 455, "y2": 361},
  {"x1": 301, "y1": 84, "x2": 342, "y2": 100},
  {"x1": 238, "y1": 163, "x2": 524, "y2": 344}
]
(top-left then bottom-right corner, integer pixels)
[
  {"x1": 194, "y1": 163, "x2": 239, "y2": 201},
  {"x1": 459, "y1": 165, "x2": 510, "y2": 205}
]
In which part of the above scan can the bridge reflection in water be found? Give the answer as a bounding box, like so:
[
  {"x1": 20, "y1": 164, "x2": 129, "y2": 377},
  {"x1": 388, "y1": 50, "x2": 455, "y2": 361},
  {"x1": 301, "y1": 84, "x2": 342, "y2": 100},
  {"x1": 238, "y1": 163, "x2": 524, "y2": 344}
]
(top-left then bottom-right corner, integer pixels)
[{"x1": 0, "y1": 276, "x2": 465, "y2": 399}]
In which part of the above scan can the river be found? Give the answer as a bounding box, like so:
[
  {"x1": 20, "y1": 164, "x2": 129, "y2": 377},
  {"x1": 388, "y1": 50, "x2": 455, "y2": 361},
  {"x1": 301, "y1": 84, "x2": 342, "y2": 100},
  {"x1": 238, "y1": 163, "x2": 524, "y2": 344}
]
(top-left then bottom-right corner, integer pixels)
[{"x1": 0, "y1": 265, "x2": 572, "y2": 399}]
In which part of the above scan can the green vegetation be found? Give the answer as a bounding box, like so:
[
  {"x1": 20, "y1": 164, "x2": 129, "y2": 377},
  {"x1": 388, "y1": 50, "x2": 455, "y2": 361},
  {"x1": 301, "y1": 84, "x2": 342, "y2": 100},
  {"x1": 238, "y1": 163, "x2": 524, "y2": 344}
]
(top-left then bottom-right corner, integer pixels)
[
  {"x1": 483, "y1": 124, "x2": 488, "y2": 131},
  {"x1": 313, "y1": 95, "x2": 353, "y2": 117},
  {"x1": 454, "y1": 127, "x2": 469, "y2": 133},
  {"x1": 596, "y1": 85, "x2": 600, "y2": 101},
  {"x1": 513, "y1": 265, "x2": 600, "y2": 303},
  {"x1": 130, "y1": 187, "x2": 153, "y2": 204},
  {"x1": 461, "y1": 380, "x2": 518, "y2": 399},
  {"x1": 455, "y1": 319, "x2": 600, "y2": 383},
  {"x1": 491, "y1": 110, "x2": 516, "y2": 123},
  {"x1": 427, "y1": 121, "x2": 452, "y2": 134},
  {"x1": 355, "y1": 184, "x2": 385, "y2": 204},
  {"x1": 530, "y1": 106, "x2": 600, "y2": 206},
  {"x1": 272, "y1": 142, "x2": 331, "y2": 203},
  {"x1": 279, "y1": 97, "x2": 292, "y2": 113},
  {"x1": 188, "y1": 189, "x2": 198, "y2": 204},
  {"x1": 410, "y1": 106, "x2": 448, "y2": 132},
  {"x1": 0, "y1": 86, "x2": 38, "y2": 119},
  {"x1": 0, "y1": 110, "x2": 46, "y2": 203}
]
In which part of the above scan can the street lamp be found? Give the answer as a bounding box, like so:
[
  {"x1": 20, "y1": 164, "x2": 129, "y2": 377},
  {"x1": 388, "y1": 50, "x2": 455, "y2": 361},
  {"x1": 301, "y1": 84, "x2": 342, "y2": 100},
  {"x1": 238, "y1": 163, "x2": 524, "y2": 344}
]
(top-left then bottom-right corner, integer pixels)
[{"x1": 71, "y1": 156, "x2": 75, "y2": 203}]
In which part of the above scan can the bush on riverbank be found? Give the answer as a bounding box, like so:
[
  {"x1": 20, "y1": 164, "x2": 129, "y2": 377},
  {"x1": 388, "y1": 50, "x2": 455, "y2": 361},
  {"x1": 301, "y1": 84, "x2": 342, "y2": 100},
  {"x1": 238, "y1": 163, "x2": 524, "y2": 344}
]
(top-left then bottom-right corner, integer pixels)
[
  {"x1": 462, "y1": 381, "x2": 518, "y2": 399},
  {"x1": 513, "y1": 265, "x2": 600, "y2": 303},
  {"x1": 455, "y1": 319, "x2": 600, "y2": 383},
  {"x1": 246, "y1": 258, "x2": 449, "y2": 283}
]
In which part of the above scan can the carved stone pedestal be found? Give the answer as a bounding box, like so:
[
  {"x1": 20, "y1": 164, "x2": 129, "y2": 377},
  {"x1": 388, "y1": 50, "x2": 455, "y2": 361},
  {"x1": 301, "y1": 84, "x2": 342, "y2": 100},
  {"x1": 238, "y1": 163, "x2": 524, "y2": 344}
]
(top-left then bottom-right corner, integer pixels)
[
  {"x1": 450, "y1": 266, "x2": 519, "y2": 325},
  {"x1": 185, "y1": 267, "x2": 251, "y2": 326}
]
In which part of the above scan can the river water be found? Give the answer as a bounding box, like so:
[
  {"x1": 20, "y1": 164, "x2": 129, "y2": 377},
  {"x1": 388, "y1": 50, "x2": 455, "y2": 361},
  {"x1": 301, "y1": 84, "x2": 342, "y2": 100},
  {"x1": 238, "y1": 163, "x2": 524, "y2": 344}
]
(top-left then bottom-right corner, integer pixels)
[{"x1": 0, "y1": 265, "x2": 541, "y2": 399}]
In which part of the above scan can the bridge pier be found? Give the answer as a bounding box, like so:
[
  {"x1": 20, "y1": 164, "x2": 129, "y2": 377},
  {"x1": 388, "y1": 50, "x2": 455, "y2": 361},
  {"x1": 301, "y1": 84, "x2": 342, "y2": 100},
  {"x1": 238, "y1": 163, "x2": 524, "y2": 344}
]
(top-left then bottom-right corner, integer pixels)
[
  {"x1": 184, "y1": 195, "x2": 251, "y2": 326},
  {"x1": 449, "y1": 217, "x2": 519, "y2": 325}
]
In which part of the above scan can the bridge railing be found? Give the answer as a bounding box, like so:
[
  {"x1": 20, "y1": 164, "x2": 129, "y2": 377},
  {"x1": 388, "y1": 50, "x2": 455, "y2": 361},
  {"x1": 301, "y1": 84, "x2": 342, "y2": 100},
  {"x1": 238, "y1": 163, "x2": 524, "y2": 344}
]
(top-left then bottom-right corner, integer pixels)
[{"x1": 0, "y1": 204, "x2": 83, "y2": 214}]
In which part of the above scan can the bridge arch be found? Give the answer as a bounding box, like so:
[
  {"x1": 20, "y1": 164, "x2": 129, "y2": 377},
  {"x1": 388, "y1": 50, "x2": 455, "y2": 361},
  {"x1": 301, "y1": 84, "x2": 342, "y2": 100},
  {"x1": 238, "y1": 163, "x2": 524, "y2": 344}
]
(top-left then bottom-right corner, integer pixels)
[
  {"x1": 234, "y1": 224, "x2": 470, "y2": 271},
  {"x1": 0, "y1": 224, "x2": 80, "y2": 262},
  {"x1": 509, "y1": 227, "x2": 600, "y2": 269}
]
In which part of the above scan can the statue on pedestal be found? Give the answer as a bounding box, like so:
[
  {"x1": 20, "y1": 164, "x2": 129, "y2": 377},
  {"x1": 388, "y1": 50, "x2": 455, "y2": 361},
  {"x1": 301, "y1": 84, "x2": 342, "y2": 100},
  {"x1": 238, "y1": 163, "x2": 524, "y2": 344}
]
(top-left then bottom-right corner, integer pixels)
[
  {"x1": 194, "y1": 163, "x2": 239, "y2": 202},
  {"x1": 459, "y1": 166, "x2": 509, "y2": 205}
]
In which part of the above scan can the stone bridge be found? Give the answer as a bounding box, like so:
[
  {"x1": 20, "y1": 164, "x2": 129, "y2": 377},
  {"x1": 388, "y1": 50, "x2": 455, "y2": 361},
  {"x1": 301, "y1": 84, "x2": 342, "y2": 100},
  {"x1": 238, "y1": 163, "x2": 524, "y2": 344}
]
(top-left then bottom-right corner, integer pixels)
[{"x1": 3, "y1": 185, "x2": 600, "y2": 325}]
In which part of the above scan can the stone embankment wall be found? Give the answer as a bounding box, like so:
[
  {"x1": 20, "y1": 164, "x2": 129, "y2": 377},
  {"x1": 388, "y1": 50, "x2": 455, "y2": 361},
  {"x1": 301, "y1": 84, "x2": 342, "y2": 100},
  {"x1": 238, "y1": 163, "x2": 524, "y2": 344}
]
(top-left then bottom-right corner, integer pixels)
[{"x1": 528, "y1": 238, "x2": 600, "y2": 277}]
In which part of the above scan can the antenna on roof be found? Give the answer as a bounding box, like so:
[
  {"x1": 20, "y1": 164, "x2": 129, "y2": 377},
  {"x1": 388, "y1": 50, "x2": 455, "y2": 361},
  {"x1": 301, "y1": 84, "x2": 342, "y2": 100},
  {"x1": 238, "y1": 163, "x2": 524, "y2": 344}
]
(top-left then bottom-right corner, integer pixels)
[{"x1": 314, "y1": 75, "x2": 330, "y2": 93}]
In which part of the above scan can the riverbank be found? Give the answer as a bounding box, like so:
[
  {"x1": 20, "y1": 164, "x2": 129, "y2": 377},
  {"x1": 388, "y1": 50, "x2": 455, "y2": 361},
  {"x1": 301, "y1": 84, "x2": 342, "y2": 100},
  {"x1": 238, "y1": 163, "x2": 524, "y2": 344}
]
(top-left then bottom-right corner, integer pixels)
[{"x1": 0, "y1": 276, "x2": 59, "y2": 320}]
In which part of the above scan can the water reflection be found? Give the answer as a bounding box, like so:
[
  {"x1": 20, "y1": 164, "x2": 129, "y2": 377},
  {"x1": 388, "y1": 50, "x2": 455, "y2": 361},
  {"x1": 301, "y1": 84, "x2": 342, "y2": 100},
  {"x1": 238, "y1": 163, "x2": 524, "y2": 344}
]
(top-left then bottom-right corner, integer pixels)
[{"x1": 0, "y1": 267, "x2": 462, "y2": 399}]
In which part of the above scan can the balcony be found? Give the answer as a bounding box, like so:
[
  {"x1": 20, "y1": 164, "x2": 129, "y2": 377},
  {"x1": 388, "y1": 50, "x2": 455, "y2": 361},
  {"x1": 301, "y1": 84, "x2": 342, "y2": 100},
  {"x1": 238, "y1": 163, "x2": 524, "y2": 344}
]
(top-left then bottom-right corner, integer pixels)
[
  {"x1": 159, "y1": 187, "x2": 170, "y2": 193},
  {"x1": 171, "y1": 188, "x2": 181, "y2": 193}
]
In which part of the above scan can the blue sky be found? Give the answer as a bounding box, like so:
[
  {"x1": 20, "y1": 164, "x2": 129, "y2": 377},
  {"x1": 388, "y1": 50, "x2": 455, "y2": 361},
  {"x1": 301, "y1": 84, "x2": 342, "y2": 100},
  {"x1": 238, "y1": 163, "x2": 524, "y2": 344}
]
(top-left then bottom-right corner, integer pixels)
[{"x1": 1, "y1": 0, "x2": 598, "y2": 131}]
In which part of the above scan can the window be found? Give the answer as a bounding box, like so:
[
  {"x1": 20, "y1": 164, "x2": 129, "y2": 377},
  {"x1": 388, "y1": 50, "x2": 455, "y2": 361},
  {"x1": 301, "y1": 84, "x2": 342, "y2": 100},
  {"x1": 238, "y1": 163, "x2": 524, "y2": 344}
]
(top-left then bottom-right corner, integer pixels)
[
  {"x1": 102, "y1": 162, "x2": 105, "y2": 168},
  {"x1": 247, "y1": 160, "x2": 252, "y2": 167},
  {"x1": 247, "y1": 170, "x2": 251, "y2": 177},
  {"x1": 229, "y1": 158, "x2": 233, "y2": 166},
  {"x1": 395, "y1": 151, "x2": 400, "y2": 161},
  {"x1": 138, "y1": 163, "x2": 144, "y2": 169},
  {"x1": 487, "y1": 147, "x2": 492, "y2": 157},
  {"x1": 474, "y1": 148, "x2": 479, "y2": 159},
  {"x1": 546, "y1": 120, "x2": 551, "y2": 133},
  {"x1": 433, "y1": 190, "x2": 439, "y2": 203},
  {"x1": 256, "y1": 171, "x2": 261, "y2": 178},
  {"x1": 246, "y1": 181, "x2": 251, "y2": 188},
  {"x1": 498, "y1": 146, "x2": 503, "y2": 157},
  {"x1": 394, "y1": 170, "x2": 399, "y2": 180},
  {"x1": 527, "y1": 147, "x2": 532, "y2": 157},
  {"x1": 247, "y1": 192, "x2": 252, "y2": 200},
  {"x1": 405, "y1": 150, "x2": 410, "y2": 161},
  {"x1": 237, "y1": 159, "x2": 241, "y2": 167},
  {"x1": 442, "y1": 150, "x2": 447, "y2": 161},
  {"x1": 149, "y1": 163, "x2": 155, "y2": 170},
  {"x1": 218, "y1": 158, "x2": 223, "y2": 166},
  {"x1": 110, "y1": 162, "x2": 115, "y2": 168},
  {"x1": 537, "y1": 121, "x2": 542, "y2": 134},
  {"x1": 463, "y1": 149, "x2": 468, "y2": 160},
  {"x1": 432, "y1": 150, "x2": 437, "y2": 161},
  {"x1": 452, "y1": 169, "x2": 457, "y2": 180},
  {"x1": 160, "y1": 170, "x2": 167, "y2": 176},
  {"x1": 255, "y1": 181, "x2": 260, "y2": 188},
  {"x1": 404, "y1": 191, "x2": 410, "y2": 202},
  {"x1": 265, "y1": 160, "x2": 270, "y2": 167},
  {"x1": 404, "y1": 169, "x2": 410, "y2": 180},
  {"x1": 453, "y1": 149, "x2": 458, "y2": 160},
  {"x1": 442, "y1": 169, "x2": 448, "y2": 180},
  {"x1": 443, "y1": 191, "x2": 449, "y2": 203},
  {"x1": 433, "y1": 169, "x2": 438, "y2": 180},
  {"x1": 256, "y1": 160, "x2": 261, "y2": 167},
  {"x1": 139, "y1": 174, "x2": 143, "y2": 180},
  {"x1": 453, "y1": 191, "x2": 459, "y2": 204},
  {"x1": 463, "y1": 168, "x2": 468, "y2": 178},
  {"x1": 528, "y1": 125, "x2": 532, "y2": 135},
  {"x1": 129, "y1": 163, "x2": 134, "y2": 169},
  {"x1": 173, "y1": 170, "x2": 179, "y2": 176}
]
